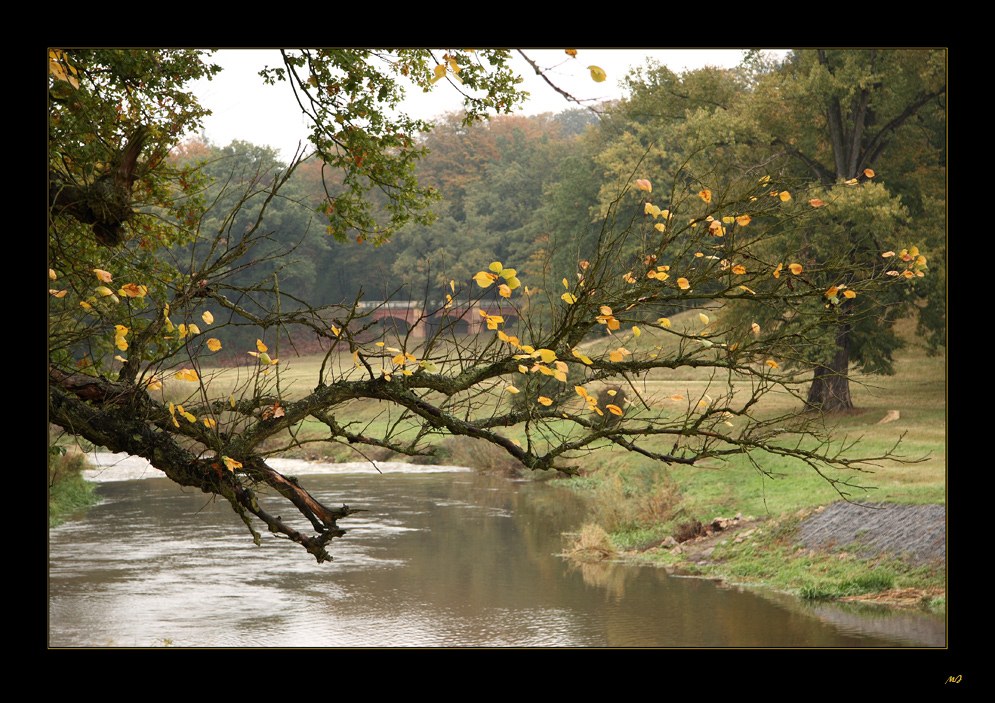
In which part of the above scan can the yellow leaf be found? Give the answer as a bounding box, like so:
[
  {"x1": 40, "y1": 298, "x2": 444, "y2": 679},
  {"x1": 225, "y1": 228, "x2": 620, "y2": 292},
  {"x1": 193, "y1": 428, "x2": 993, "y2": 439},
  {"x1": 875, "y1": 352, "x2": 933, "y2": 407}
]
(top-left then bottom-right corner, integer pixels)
[
  {"x1": 575, "y1": 386, "x2": 588, "y2": 399},
  {"x1": 731, "y1": 264, "x2": 746, "y2": 275},
  {"x1": 94, "y1": 286, "x2": 119, "y2": 303},
  {"x1": 119, "y1": 283, "x2": 147, "y2": 298},
  {"x1": 256, "y1": 339, "x2": 268, "y2": 353},
  {"x1": 809, "y1": 198, "x2": 824, "y2": 208},
  {"x1": 203, "y1": 418, "x2": 217, "y2": 429},
  {"x1": 49, "y1": 50, "x2": 79, "y2": 88},
  {"x1": 826, "y1": 286, "x2": 839, "y2": 297},
  {"x1": 430, "y1": 64, "x2": 447, "y2": 84},
  {"x1": 843, "y1": 290, "x2": 857, "y2": 299},
  {"x1": 50, "y1": 289, "x2": 67, "y2": 298},
  {"x1": 489, "y1": 261, "x2": 504, "y2": 273},
  {"x1": 529, "y1": 349, "x2": 553, "y2": 365},
  {"x1": 632, "y1": 326, "x2": 641, "y2": 337},
  {"x1": 538, "y1": 396, "x2": 554, "y2": 406},
  {"x1": 561, "y1": 292, "x2": 577, "y2": 304},
  {"x1": 751, "y1": 322, "x2": 760, "y2": 334},
  {"x1": 609, "y1": 347, "x2": 630, "y2": 362},
  {"x1": 668, "y1": 394, "x2": 683, "y2": 401},
  {"x1": 765, "y1": 360, "x2": 779, "y2": 369},
  {"x1": 677, "y1": 278, "x2": 690, "y2": 290},
  {"x1": 202, "y1": 311, "x2": 214, "y2": 325},
  {"x1": 588, "y1": 65, "x2": 607, "y2": 82},
  {"x1": 863, "y1": 169, "x2": 875, "y2": 178},
  {"x1": 565, "y1": 49, "x2": 578, "y2": 57},
  {"x1": 788, "y1": 263, "x2": 803, "y2": 275},
  {"x1": 635, "y1": 179, "x2": 652, "y2": 192},
  {"x1": 505, "y1": 384, "x2": 520, "y2": 394},
  {"x1": 571, "y1": 349, "x2": 593, "y2": 365},
  {"x1": 779, "y1": 191, "x2": 792, "y2": 202},
  {"x1": 223, "y1": 456, "x2": 242, "y2": 472},
  {"x1": 657, "y1": 317, "x2": 671, "y2": 327},
  {"x1": 94, "y1": 269, "x2": 113, "y2": 283},
  {"x1": 188, "y1": 323, "x2": 201, "y2": 336},
  {"x1": 604, "y1": 404, "x2": 622, "y2": 416},
  {"x1": 773, "y1": 263, "x2": 783, "y2": 278},
  {"x1": 699, "y1": 313, "x2": 709, "y2": 325},
  {"x1": 698, "y1": 189, "x2": 712, "y2": 203},
  {"x1": 473, "y1": 271, "x2": 496, "y2": 287},
  {"x1": 174, "y1": 368, "x2": 199, "y2": 382},
  {"x1": 736, "y1": 214, "x2": 752, "y2": 226}
]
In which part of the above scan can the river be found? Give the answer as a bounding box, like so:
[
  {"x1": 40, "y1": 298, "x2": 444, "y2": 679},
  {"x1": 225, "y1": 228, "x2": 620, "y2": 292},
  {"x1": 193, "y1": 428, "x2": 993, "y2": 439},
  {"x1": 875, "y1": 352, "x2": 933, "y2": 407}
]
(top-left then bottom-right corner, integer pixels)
[{"x1": 47, "y1": 453, "x2": 945, "y2": 647}]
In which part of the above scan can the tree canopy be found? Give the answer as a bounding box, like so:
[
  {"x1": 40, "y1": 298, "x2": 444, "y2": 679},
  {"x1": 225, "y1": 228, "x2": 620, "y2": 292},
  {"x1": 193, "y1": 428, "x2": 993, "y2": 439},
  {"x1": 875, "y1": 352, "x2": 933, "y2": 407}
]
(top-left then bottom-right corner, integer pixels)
[
  {"x1": 596, "y1": 49, "x2": 945, "y2": 411},
  {"x1": 48, "y1": 48, "x2": 939, "y2": 563}
]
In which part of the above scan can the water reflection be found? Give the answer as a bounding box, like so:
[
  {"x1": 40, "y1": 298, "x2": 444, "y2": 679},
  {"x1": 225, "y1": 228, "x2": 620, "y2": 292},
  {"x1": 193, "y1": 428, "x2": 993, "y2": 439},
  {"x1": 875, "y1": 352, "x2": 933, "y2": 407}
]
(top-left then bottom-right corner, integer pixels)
[{"x1": 48, "y1": 454, "x2": 945, "y2": 647}]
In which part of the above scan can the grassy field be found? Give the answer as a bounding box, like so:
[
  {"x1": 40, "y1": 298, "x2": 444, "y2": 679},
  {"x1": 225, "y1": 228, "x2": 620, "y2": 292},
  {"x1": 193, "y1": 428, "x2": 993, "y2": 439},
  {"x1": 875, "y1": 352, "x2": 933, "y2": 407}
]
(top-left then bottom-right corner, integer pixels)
[{"x1": 176, "y1": 309, "x2": 945, "y2": 500}]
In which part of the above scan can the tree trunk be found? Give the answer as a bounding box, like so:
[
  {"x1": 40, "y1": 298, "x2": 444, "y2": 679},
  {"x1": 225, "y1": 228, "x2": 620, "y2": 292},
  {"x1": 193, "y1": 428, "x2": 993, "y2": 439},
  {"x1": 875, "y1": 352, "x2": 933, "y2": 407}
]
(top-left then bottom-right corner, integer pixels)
[{"x1": 806, "y1": 322, "x2": 854, "y2": 413}]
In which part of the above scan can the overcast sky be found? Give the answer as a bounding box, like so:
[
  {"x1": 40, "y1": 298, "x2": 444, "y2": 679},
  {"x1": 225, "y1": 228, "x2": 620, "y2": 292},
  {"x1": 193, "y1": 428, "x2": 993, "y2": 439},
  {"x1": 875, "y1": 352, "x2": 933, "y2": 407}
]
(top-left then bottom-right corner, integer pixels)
[{"x1": 189, "y1": 49, "x2": 783, "y2": 162}]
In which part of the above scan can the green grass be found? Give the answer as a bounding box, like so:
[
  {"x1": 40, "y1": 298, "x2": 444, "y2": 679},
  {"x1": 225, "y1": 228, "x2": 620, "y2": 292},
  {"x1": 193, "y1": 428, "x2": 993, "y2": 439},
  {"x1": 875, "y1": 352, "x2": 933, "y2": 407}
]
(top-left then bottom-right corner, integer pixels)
[
  {"x1": 49, "y1": 452, "x2": 100, "y2": 527},
  {"x1": 556, "y1": 311, "x2": 946, "y2": 605}
]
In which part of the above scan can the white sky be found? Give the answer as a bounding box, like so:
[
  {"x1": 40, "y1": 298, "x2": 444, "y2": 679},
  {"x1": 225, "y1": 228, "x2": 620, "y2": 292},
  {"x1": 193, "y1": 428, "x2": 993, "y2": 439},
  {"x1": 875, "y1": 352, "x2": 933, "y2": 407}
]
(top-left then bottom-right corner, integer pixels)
[{"x1": 189, "y1": 49, "x2": 783, "y2": 162}]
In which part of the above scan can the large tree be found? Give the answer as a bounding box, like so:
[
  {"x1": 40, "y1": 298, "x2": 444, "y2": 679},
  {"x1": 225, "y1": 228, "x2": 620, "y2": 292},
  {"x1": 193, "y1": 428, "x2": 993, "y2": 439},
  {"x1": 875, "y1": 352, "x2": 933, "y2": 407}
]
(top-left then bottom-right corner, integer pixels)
[
  {"x1": 738, "y1": 50, "x2": 945, "y2": 411},
  {"x1": 606, "y1": 49, "x2": 946, "y2": 412},
  {"x1": 49, "y1": 49, "x2": 925, "y2": 563}
]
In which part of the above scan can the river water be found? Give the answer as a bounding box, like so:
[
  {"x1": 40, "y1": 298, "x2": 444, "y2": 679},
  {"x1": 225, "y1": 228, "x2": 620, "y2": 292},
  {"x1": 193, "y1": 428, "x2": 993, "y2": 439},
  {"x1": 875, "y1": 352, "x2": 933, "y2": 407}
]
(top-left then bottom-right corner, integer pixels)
[{"x1": 48, "y1": 453, "x2": 945, "y2": 647}]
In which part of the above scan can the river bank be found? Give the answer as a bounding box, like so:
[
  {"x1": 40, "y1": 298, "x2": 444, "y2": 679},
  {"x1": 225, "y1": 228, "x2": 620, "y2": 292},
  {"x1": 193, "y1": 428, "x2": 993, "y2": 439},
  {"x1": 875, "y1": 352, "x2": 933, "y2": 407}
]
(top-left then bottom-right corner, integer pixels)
[{"x1": 588, "y1": 500, "x2": 946, "y2": 613}]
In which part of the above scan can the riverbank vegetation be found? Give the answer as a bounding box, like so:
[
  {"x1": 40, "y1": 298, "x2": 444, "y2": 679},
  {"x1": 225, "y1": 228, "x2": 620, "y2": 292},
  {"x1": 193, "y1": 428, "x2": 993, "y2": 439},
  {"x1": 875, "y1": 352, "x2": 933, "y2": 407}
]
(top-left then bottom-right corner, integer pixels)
[
  {"x1": 48, "y1": 449, "x2": 99, "y2": 527},
  {"x1": 562, "y1": 312, "x2": 945, "y2": 608}
]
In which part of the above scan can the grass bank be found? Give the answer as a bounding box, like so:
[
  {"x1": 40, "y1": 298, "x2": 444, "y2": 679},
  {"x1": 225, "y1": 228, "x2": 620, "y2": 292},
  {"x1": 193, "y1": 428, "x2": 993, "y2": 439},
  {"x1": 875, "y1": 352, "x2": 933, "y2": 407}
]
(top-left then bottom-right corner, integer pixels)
[
  {"x1": 48, "y1": 450, "x2": 100, "y2": 527},
  {"x1": 564, "y1": 314, "x2": 945, "y2": 610}
]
